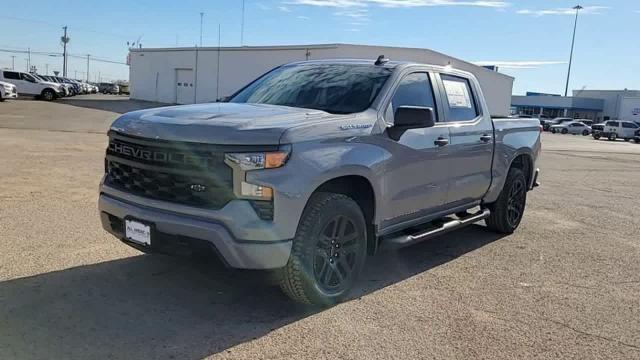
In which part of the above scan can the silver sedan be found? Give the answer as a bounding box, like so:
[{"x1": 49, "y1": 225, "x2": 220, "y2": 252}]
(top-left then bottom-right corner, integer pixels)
[{"x1": 550, "y1": 121, "x2": 592, "y2": 135}]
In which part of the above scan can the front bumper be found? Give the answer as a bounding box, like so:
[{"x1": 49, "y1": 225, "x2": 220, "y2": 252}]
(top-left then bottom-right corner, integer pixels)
[
  {"x1": 99, "y1": 193, "x2": 292, "y2": 269},
  {"x1": 3, "y1": 88, "x2": 17, "y2": 98}
]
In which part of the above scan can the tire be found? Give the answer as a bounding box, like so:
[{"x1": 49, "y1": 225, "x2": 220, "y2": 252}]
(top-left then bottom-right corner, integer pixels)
[
  {"x1": 551, "y1": 128, "x2": 557, "y2": 134},
  {"x1": 608, "y1": 133, "x2": 617, "y2": 141},
  {"x1": 624, "y1": 138, "x2": 630, "y2": 142},
  {"x1": 561, "y1": 128, "x2": 568, "y2": 134},
  {"x1": 485, "y1": 167, "x2": 527, "y2": 234},
  {"x1": 582, "y1": 130, "x2": 589, "y2": 136},
  {"x1": 41, "y1": 89, "x2": 55, "y2": 101},
  {"x1": 635, "y1": 139, "x2": 640, "y2": 144},
  {"x1": 278, "y1": 192, "x2": 368, "y2": 306},
  {"x1": 593, "y1": 133, "x2": 601, "y2": 140}
]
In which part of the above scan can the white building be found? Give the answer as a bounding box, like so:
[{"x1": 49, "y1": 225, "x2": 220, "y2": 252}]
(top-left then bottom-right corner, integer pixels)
[
  {"x1": 128, "y1": 43, "x2": 514, "y2": 117},
  {"x1": 573, "y1": 90, "x2": 640, "y2": 122}
]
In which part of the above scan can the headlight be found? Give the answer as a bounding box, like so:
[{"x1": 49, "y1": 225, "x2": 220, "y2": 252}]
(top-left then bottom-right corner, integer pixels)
[
  {"x1": 224, "y1": 151, "x2": 289, "y2": 171},
  {"x1": 224, "y1": 149, "x2": 290, "y2": 201}
]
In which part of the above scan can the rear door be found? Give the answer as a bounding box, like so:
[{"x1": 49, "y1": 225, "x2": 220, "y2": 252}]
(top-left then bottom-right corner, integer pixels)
[
  {"x1": 436, "y1": 73, "x2": 493, "y2": 207},
  {"x1": 2, "y1": 71, "x2": 29, "y2": 94}
]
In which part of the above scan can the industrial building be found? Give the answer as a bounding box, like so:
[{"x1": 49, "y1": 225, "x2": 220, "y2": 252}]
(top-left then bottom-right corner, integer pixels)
[
  {"x1": 512, "y1": 89, "x2": 640, "y2": 122},
  {"x1": 128, "y1": 43, "x2": 515, "y2": 117}
]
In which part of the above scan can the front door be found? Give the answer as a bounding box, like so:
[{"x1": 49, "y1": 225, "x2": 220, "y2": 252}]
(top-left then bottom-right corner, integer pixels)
[
  {"x1": 380, "y1": 72, "x2": 451, "y2": 230},
  {"x1": 438, "y1": 73, "x2": 493, "y2": 207},
  {"x1": 175, "y1": 69, "x2": 194, "y2": 104}
]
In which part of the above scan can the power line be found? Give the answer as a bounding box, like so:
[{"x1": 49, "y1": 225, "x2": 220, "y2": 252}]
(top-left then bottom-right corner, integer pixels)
[{"x1": 0, "y1": 48, "x2": 126, "y2": 65}]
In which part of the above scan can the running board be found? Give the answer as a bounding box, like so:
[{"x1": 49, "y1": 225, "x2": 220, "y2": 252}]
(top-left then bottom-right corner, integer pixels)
[{"x1": 380, "y1": 208, "x2": 491, "y2": 251}]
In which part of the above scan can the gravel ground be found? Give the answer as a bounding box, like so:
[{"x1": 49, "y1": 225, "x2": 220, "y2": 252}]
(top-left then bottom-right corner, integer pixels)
[{"x1": 1, "y1": 96, "x2": 639, "y2": 359}]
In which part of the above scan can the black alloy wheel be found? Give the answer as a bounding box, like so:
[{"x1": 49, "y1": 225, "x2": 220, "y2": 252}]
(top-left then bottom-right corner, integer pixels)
[
  {"x1": 314, "y1": 215, "x2": 360, "y2": 292},
  {"x1": 506, "y1": 175, "x2": 526, "y2": 229}
]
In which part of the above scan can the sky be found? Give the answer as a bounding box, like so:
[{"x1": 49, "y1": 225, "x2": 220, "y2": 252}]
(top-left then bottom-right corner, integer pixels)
[{"x1": 1, "y1": 0, "x2": 638, "y2": 94}]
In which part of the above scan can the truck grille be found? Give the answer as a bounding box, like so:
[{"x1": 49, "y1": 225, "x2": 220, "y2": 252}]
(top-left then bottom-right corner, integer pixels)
[
  {"x1": 106, "y1": 160, "x2": 233, "y2": 208},
  {"x1": 104, "y1": 132, "x2": 276, "y2": 210}
]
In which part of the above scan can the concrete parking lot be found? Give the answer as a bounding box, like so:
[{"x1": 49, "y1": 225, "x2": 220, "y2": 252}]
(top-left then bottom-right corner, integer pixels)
[{"x1": 1, "y1": 96, "x2": 639, "y2": 359}]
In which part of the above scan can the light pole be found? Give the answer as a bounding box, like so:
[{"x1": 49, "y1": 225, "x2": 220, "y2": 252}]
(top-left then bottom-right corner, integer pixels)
[
  {"x1": 200, "y1": 12, "x2": 204, "y2": 47},
  {"x1": 241, "y1": 0, "x2": 245, "y2": 45},
  {"x1": 564, "y1": 5, "x2": 582, "y2": 97}
]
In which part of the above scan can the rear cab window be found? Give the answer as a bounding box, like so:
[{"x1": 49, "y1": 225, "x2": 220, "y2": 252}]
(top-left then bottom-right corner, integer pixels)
[{"x1": 440, "y1": 74, "x2": 479, "y2": 122}]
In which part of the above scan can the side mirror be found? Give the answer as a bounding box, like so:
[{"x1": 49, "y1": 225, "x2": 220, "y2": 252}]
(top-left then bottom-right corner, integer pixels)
[
  {"x1": 388, "y1": 106, "x2": 435, "y2": 140},
  {"x1": 217, "y1": 96, "x2": 231, "y2": 103}
]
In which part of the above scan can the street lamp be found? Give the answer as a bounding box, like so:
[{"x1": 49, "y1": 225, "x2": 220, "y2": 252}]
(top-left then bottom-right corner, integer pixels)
[{"x1": 564, "y1": 5, "x2": 583, "y2": 97}]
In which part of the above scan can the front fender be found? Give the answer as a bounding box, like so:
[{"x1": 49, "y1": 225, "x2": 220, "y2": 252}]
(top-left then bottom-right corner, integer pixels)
[{"x1": 247, "y1": 138, "x2": 389, "y2": 240}]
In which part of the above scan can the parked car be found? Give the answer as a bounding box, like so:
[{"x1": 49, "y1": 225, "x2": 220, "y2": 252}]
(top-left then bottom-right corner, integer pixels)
[
  {"x1": 0, "y1": 80, "x2": 18, "y2": 101},
  {"x1": 576, "y1": 119, "x2": 593, "y2": 127},
  {"x1": 550, "y1": 121, "x2": 592, "y2": 135},
  {"x1": 99, "y1": 82, "x2": 120, "y2": 94},
  {"x1": 543, "y1": 117, "x2": 573, "y2": 131},
  {"x1": 0, "y1": 70, "x2": 64, "y2": 101},
  {"x1": 98, "y1": 58, "x2": 541, "y2": 305},
  {"x1": 634, "y1": 129, "x2": 640, "y2": 144},
  {"x1": 593, "y1": 120, "x2": 639, "y2": 141}
]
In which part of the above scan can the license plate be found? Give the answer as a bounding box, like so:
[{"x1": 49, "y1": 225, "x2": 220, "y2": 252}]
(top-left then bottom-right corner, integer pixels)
[{"x1": 125, "y1": 219, "x2": 151, "y2": 246}]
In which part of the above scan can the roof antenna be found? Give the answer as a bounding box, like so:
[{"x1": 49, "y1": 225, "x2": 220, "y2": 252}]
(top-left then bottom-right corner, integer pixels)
[{"x1": 375, "y1": 55, "x2": 389, "y2": 66}]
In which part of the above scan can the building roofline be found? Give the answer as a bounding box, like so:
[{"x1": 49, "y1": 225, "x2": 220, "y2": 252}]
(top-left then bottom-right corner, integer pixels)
[{"x1": 130, "y1": 43, "x2": 513, "y2": 81}]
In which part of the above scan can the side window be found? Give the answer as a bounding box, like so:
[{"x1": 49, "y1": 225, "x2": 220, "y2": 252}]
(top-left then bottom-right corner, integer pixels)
[
  {"x1": 3, "y1": 71, "x2": 20, "y2": 80},
  {"x1": 441, "y1": 74, "x2": 479, "y2": 122},
  {"x1": 622, "y1": 122, "x2": 637, "y2": 129},
  {"x1": 390, "y1": 72, "x2": 437, "y2": 119},
  {"x1": 608, "y1": 121, "x2": 619, "y2": 127},
  {"x1": 21, "y1": 73, "x2": 36, "y2": 82}
]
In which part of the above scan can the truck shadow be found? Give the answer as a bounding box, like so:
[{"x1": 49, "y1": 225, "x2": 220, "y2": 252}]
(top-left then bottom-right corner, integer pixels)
[
  {"x1": 0, "y1": 225, "x2": 505, "y2": 359},
  {"x1": 59, "y1": 95, "x2": 166, "y2": 114}
]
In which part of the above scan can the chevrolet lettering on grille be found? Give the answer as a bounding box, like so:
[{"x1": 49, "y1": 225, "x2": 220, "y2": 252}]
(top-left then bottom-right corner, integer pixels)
[{"x1": 109, "y1": 141, "x2": 213, "y2": 168}]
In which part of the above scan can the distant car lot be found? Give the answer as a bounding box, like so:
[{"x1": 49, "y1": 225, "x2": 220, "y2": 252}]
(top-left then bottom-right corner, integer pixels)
[{"x1": 1, "y1": 98, "x2": 640, "y2": 359}]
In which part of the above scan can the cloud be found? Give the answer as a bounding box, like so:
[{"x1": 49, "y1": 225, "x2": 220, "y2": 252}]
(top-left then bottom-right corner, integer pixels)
[
  {"x1": 278, "y1": 5, "x2": 293, "y2": 12},
  {"x1": 297, "y1": 15, "x2": 311, "y2": 19},
  {"x1": 345, "y1": 28, "x2": 362, "y2": 31},
  {"x1": 289, "y1": 0, "x2": 366, "y2": 7},
  {"x1": 473, "y1": 60, "x2": 567, "y2": 69},
  {"x1": 287, "y1": 0, "x2": 509, "y2": 8},
  {"x1": 517, "y1": 6, "x2": 609, "y2": 17},
  {"x1": 334, "y1": 8, "x2": 370, "y2": 19}
]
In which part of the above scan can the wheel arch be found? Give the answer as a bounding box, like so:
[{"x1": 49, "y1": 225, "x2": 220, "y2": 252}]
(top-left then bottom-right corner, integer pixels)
[
  {"x1": 508, "y1": 152, "x2": 534, "y2": 189},
  {"x1": 311, "y1": 175, "x2": 378, "y2": 255}
]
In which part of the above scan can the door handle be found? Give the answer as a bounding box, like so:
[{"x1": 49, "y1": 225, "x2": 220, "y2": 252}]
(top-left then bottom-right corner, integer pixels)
[
  {"x1": 434, "y1": 137, "x2": 449, "y2": 147},
  {"x1": 480, "y1": 134, "x2": 493, "y2": 143}
]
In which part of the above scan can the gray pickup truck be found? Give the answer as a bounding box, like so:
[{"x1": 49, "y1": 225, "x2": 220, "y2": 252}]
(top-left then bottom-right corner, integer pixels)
[{"x1": 99, "y1": 58, "x2": 541, "y2": 305}]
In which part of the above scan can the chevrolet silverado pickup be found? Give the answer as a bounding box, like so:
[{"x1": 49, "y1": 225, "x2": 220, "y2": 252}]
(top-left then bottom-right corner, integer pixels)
[{"x1": 99, "y1": 58, "x2": 541, "y2": 305}]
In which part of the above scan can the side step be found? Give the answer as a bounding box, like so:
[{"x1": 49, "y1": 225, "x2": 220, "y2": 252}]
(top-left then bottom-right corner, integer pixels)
[{"x1": 379, "y1": 208, "x2": 491, "y2": 251}]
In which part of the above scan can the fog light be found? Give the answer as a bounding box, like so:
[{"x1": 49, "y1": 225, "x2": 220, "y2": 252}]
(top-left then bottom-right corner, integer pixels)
[{"x1": 241, "y1": 181, "x2": 273, "y2": 200}]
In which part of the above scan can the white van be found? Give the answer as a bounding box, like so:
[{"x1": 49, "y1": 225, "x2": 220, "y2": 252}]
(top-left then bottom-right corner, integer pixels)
[
  {"x1": 594, "y1": 120, "x2": 640, "y2": 141},
  {"x1": 0, "y1": 70, "x2": 64, "y2": 101}
]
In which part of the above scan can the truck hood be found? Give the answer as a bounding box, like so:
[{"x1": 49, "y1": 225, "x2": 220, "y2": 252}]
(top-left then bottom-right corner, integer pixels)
[{"x1": 110, "y1": 102, "x2": 346, "y2": 145}]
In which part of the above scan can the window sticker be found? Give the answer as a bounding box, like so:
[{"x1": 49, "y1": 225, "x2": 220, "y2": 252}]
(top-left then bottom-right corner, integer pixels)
[{"x1": 443, "y1": 79, "x2": 472, "y2": 108}]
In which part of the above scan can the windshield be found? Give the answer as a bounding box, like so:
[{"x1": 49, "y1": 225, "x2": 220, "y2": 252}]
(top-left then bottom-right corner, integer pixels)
[{"x1": 230, "y1": 64, "x2": 392, "y2": 114}]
